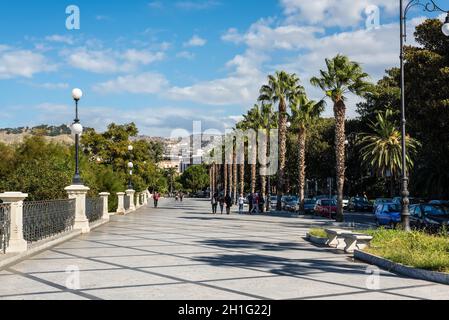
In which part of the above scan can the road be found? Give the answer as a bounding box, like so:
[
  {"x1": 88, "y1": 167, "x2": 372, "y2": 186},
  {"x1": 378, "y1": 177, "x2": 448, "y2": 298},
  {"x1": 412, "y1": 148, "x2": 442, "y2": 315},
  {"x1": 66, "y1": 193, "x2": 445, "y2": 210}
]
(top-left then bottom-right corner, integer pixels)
[{"x1": 0, "y1": 198, "x2": 447, "y2": 300}]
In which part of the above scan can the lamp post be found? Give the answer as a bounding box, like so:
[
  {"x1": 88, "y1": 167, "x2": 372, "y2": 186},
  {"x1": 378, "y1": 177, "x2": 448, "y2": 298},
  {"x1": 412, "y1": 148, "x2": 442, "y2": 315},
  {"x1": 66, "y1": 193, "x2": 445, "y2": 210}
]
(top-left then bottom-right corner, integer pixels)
[
  {"x1": 400, "y1": 0, "x2": 449, "y2": 231},
  {"x1": 71, "y1": 88, "x2": 83, "y2": 185},
  {"x1": 128, "y1": 144, "x2": 134, "y2": 190}
]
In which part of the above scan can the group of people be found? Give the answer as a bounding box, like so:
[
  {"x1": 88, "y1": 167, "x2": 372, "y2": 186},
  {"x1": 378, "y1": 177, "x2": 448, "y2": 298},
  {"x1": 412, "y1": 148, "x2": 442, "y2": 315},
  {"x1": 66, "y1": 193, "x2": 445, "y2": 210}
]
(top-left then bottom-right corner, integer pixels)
[
  {"x1": 211, "y1": 192, "x2": 233, "y2": 215},
  {"x1": 175, "y1": 192, "x2": 184, "y2": 202},
  {"x1": 211, "y1": 192, "x2": 266, "y2": 215}
]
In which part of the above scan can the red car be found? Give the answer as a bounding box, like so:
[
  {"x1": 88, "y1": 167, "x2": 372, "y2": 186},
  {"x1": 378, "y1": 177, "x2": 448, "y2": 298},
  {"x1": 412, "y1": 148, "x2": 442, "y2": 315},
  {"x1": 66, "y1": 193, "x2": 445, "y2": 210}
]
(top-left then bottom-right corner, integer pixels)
[{"x1": 315, "y1": 199, "x2": 337, "y2": 219}]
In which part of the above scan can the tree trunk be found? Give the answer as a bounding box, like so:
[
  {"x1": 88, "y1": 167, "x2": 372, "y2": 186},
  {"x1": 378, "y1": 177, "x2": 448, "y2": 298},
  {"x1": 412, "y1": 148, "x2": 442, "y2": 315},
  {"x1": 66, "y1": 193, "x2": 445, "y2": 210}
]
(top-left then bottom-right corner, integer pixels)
[
  {"x1": 209, "y1": 166, "x2": 213, "y2": 198},
  {"x1": 277, "y1": 99, "x2": 287, "y2": 211},
  {"x1": 224, "y1": 162, "x2": 228, "y2": 197},
  {"x1": 298, "y1": 127, "x2": 307, "y2": 211},
  {"x1": 334, "y1": 100, "x2": 346, "y2": 222},
  {"x1": 250, "y1": 141, "x2": 257, "y2": 194},
  {"x1": 233, "y1": 149, "x2": 238, "y2": 204},
  {"x1": 240, "y1": 163, "x2": 245, "y2": 197}
]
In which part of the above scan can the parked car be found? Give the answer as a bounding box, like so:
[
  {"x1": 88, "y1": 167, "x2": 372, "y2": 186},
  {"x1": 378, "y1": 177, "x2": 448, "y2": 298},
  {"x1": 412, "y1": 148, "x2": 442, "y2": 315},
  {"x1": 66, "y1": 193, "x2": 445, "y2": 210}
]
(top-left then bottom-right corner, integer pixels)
[
  {"x1": 270, "y1": 196, "x2": 278, "y2": 209},
  {"x1": 429, "y1": 200, "x2": 449, "y2": 206},
  {"x1": 410, "y1": 204, "x2": 449, "y2": 232},
  {"x1": 392, "y1": 196, "x2": 422, "y2": 206},
  {"x1": 283, "y1": 196, "x2": 299, "y2": 211},
  {"x1": 315, "y1": 199, "x2": 337, "y2": 219},
  {"x1": 332, "y1": 195, "x2": 349, "y2": 209},
  {"x1": 373, "y1": 198, "x2": 393, "y2": 213},
  {"x1": 348, "y1": 197, "x2": 373, "y2": 212},
  {"x1": 374, "y1": 203, "x2": 401, "y2": 227},
  {"x1": 302, "y1": 199, "x2": 317, "y2": 214}
]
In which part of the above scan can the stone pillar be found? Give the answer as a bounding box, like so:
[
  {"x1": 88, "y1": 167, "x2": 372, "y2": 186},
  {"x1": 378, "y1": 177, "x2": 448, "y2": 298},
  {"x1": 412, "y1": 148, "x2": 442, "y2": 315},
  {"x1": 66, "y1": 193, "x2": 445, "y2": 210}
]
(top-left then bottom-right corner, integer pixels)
[
  {"x1": 126, "y1": 189, "x2": 136, "y2": 212},
  {"x1": 0, "y1": 192, "x2": 28, "y2": 253},
  {"x1": 65, "y1": 185, "x2": 90, "y2": 233},
  {"x1": 116, "y1": 192, "x2": 126, "y2": 215},
  {"x1": 99, "y1": 192, "x2": 110, "y2": 221}
]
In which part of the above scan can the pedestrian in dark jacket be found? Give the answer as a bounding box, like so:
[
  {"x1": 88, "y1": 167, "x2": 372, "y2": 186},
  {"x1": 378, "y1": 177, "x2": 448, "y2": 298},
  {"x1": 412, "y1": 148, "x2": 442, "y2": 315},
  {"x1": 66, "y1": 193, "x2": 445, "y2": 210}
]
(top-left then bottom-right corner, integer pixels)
[
  {"x1": 225, "y1": 194, "x2": 232, "y2": 215},
  {"x1": 211, "y1": 192, "x2": 218, "y2": 214},
  {"x1": 219, "y1": 195, "x2": 225, "y2": 214}
]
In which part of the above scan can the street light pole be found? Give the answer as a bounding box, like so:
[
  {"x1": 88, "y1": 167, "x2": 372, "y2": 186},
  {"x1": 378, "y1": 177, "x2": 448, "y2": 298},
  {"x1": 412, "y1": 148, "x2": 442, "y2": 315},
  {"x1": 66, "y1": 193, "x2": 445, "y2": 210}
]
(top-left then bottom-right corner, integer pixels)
[
  {"x1": 399, "y1": 0, "x2": 449, "y2": 231},
  {"x1": 71, "y1": 88, "x2": 83, "y2": 185},
  {"x1": 128, "y1": 144, "x2": 134, "y2": 190}
]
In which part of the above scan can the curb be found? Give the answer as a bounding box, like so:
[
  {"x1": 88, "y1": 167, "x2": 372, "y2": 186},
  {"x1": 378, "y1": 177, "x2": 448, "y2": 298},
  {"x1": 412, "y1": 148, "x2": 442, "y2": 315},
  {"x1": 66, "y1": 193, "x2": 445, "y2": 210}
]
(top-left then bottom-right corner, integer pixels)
[
  {"x1": 305, "y1": 233, "x2": 329, "y2": 246},
  {"x1": 354, "y1": 250, "x2": 449, "y2": 286}
]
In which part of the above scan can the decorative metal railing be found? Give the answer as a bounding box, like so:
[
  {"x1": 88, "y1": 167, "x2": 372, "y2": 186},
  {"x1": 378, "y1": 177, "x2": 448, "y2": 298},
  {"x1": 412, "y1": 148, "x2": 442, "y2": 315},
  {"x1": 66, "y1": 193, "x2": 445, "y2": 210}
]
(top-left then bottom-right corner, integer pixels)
[
  {"x1": 0, "y1": 203, "x2": 11, "y2": 254},
  {"x1": 86, "y1": 197, "x2": 103, "y2": 223},
  {"x1": 23, "y1": 199, "x2": 76, "y2": 245},
  {"x1": 124, "y1": 195, "x2": 130, "y2": 211}
]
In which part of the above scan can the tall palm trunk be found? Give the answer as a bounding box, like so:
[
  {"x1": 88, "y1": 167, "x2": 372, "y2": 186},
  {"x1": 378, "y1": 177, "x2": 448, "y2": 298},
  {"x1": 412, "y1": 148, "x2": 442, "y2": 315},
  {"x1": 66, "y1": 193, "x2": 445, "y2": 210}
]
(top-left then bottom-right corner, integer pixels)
[
  {"x1": 209, "y1": 166, "x2": 213, "y2": 198},
  {"x1": 277, "y1": 99, "x2": 287, "y2": 211},
  {"x1": 224, "y1": 162, "x2": 228, "y2": 196},
  {"x1": 228, "y1": 162, "x2": 233, "y2": 198},
  {"x1": 334, "y1": 100, "x2": 346, "y2": 222},
  {"x1": 233, "y1": 149, "x2": 238, "y2": 204},
  {"x1": 240, "y1": 163, "x2": 245, "y2": 197},
  {"x1": 250, "y1": 137, "x2": 257, "y2": 194},
  {"x1": 260, "y1": 131, "x2": 267, "y2": 213},
  {"x1": 298, "y1": 127, "x2": 306, "y2": 211}
]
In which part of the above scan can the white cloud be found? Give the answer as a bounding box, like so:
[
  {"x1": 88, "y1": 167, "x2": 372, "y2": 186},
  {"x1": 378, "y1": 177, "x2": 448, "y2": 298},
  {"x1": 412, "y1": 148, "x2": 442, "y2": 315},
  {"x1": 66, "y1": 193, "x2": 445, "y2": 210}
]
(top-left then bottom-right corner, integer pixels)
[
  {"x1": 65, "y1": 48, "x2": 165, "y2": 73},
  {"x1": 0, "y1": 47, "x2": 55, "y2": 79},
  {"x1": 166, "y1": 50, "x2": 267, "y2": 105},
  {"x1": 184, "y1": 35, "x2": 207, "y2": 47},
  {"x1": 175, "y1": 1, "x2": 221, "y2": 10},
  {"x1": 280, "y1": 0, "x2": 398, "y2": 27},
  {"x1": 45, "y1": 35, "x2": 74, "y2": 45},
  {"x1": 223, "y1": 19, "x2": 324, "y2": 51},
  {"x1": 93, "y1": 72, "x2": 169, "y2": 94},
  {"x1": 176, "y1": 51, "x2": 195, "y2": 60}
]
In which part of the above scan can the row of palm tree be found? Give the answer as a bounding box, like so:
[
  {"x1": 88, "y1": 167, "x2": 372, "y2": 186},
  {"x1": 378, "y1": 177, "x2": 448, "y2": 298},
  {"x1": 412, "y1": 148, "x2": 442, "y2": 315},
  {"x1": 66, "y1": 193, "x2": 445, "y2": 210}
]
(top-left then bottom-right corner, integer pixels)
[{"x1": 208, "y1": 54, "x2": 419, "y2": 224}]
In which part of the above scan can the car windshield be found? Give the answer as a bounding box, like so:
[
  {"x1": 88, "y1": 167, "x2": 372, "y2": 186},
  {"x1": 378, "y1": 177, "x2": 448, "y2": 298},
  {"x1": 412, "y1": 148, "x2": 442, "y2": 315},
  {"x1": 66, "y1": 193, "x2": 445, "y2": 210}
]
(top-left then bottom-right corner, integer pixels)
[
  {"x1": 424, "y1": 205, "x2": 449, "y2": 217},
  {"x1": 385, "y1": 204, "x2": 401, "y2": 212},
  {"x1": 321, "y1": 200, "x2": 336, "y2": 206},
  {"x1": 354, "y1": 197, "x2": 368, "y2": 203},
  {"x1": 285, "y1": 197, "x2": 298, "y2": 202}
]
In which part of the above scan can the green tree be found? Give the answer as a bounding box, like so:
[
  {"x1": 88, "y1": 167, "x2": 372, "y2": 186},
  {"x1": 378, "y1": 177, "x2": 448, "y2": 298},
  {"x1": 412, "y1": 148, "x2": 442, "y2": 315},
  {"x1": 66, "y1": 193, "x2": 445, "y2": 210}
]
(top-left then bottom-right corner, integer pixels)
[
  {"x1": 311, "y1": 55, "x2": 372, "y2": 221},
  {"x1": 289, "y1": 95, "x2": 324, "y2": 207},
  {"x1": 180, "y1": 165, "x2": 209, "y2": 193},
  {"x1": 358, "y1": 111, "x2": 421, "y2": 197},
  {"x1": 259, "y1": 71, "x2": 304, "y2": 210}
]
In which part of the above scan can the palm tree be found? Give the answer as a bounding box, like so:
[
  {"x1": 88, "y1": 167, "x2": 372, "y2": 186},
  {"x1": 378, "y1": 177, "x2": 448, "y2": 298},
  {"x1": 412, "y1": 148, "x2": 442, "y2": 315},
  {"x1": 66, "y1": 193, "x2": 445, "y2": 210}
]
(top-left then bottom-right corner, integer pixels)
[
  {"x1": 259, "y1": 71, "x2": 304, "y2": 211},
  {"x1": 289, "y1": 94, "x2": 324, "y2": 209},
  {"x1": 358, "y1": 110, "x2": 421, "y2": 197},
  {"x1": 311, "y1": 55, "x2": 372, "y2": 221}
]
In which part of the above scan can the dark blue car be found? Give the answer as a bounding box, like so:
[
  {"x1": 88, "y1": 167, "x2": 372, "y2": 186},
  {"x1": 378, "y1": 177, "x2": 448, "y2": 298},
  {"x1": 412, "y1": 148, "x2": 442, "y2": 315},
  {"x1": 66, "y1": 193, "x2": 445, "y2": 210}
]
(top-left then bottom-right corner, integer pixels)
[{"x1": 375, "y1": 203, "x2": 401, "y2": 227}]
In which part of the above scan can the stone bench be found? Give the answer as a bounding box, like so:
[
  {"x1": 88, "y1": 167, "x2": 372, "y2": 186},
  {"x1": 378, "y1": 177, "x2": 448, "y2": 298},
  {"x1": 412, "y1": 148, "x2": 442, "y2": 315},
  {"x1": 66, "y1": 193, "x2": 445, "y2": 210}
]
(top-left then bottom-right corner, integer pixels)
[
  {"x1": 325, "y1": 229, "x2": 353, "y2": 250},
  {"x1": 342, "y1": 233, "x2": 373, "y2": 253}
]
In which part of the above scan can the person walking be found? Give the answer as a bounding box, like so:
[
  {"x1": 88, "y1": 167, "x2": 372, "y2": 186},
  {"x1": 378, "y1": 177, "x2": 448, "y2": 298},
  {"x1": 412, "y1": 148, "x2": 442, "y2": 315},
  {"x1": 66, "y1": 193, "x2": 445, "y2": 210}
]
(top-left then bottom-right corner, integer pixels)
[
  {"x1": 180, "y1": 192, "x2": 184, "y2": 202},
  {"x1": 238, "y1": 194, "x2": 245, "y2": 215},
  {"x1": 154, "y1": 192, "x2": 160, "y2": 208},
  {"x1": 219, "y1": 194, "x2": 225, "y2": 214},
  {"x1": 248, "y1": 193, "x2": 253, "y2": 214},
  {"x1": 225, "y1": 194, "x2": 232, "y2": 215},
  {"x1": 211, "y1": 192, "x2": 218, "y2": 214}
]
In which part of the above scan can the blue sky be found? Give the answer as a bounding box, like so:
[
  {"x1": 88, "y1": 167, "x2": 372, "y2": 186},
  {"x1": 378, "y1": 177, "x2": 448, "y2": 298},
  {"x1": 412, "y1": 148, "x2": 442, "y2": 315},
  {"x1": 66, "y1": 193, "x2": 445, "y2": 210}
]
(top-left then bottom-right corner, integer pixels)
[{"x1": 0, "y1": 0, "x2": 444, "y2": 136}]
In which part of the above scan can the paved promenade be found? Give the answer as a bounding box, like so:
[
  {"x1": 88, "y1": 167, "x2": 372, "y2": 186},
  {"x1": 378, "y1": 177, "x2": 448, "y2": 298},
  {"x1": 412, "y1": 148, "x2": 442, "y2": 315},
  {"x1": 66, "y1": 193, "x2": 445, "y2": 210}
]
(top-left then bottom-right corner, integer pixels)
[{"x1": 0, "y1": 198, "x2": 447, "y2": 300}]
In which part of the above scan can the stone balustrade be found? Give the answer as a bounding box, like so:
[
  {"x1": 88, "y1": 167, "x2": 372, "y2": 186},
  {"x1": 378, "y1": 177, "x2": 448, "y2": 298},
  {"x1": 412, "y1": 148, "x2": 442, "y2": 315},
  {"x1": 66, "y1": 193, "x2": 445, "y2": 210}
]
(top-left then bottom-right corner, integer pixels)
[{"x1": 0, "y1": 184, "x2": 150, "y2": 255}]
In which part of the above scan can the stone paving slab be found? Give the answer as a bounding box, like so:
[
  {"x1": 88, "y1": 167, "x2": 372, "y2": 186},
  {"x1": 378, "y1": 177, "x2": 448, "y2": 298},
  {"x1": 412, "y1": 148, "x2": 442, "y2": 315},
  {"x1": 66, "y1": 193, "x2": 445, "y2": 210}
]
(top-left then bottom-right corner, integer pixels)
[{"x1": 0, "y1": 198, "x2": 448, "y2": 300}]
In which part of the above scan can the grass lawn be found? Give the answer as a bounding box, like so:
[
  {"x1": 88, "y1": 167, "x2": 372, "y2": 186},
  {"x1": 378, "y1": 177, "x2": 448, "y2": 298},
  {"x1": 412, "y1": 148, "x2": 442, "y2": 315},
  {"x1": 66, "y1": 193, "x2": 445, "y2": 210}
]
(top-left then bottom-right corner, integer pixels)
[
  {"x1": 309, "y1": 228, "x2": 449, "y2": 273},
  {"x1": 309, "y1": 228, "x2": 328, "y2": 238}
]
